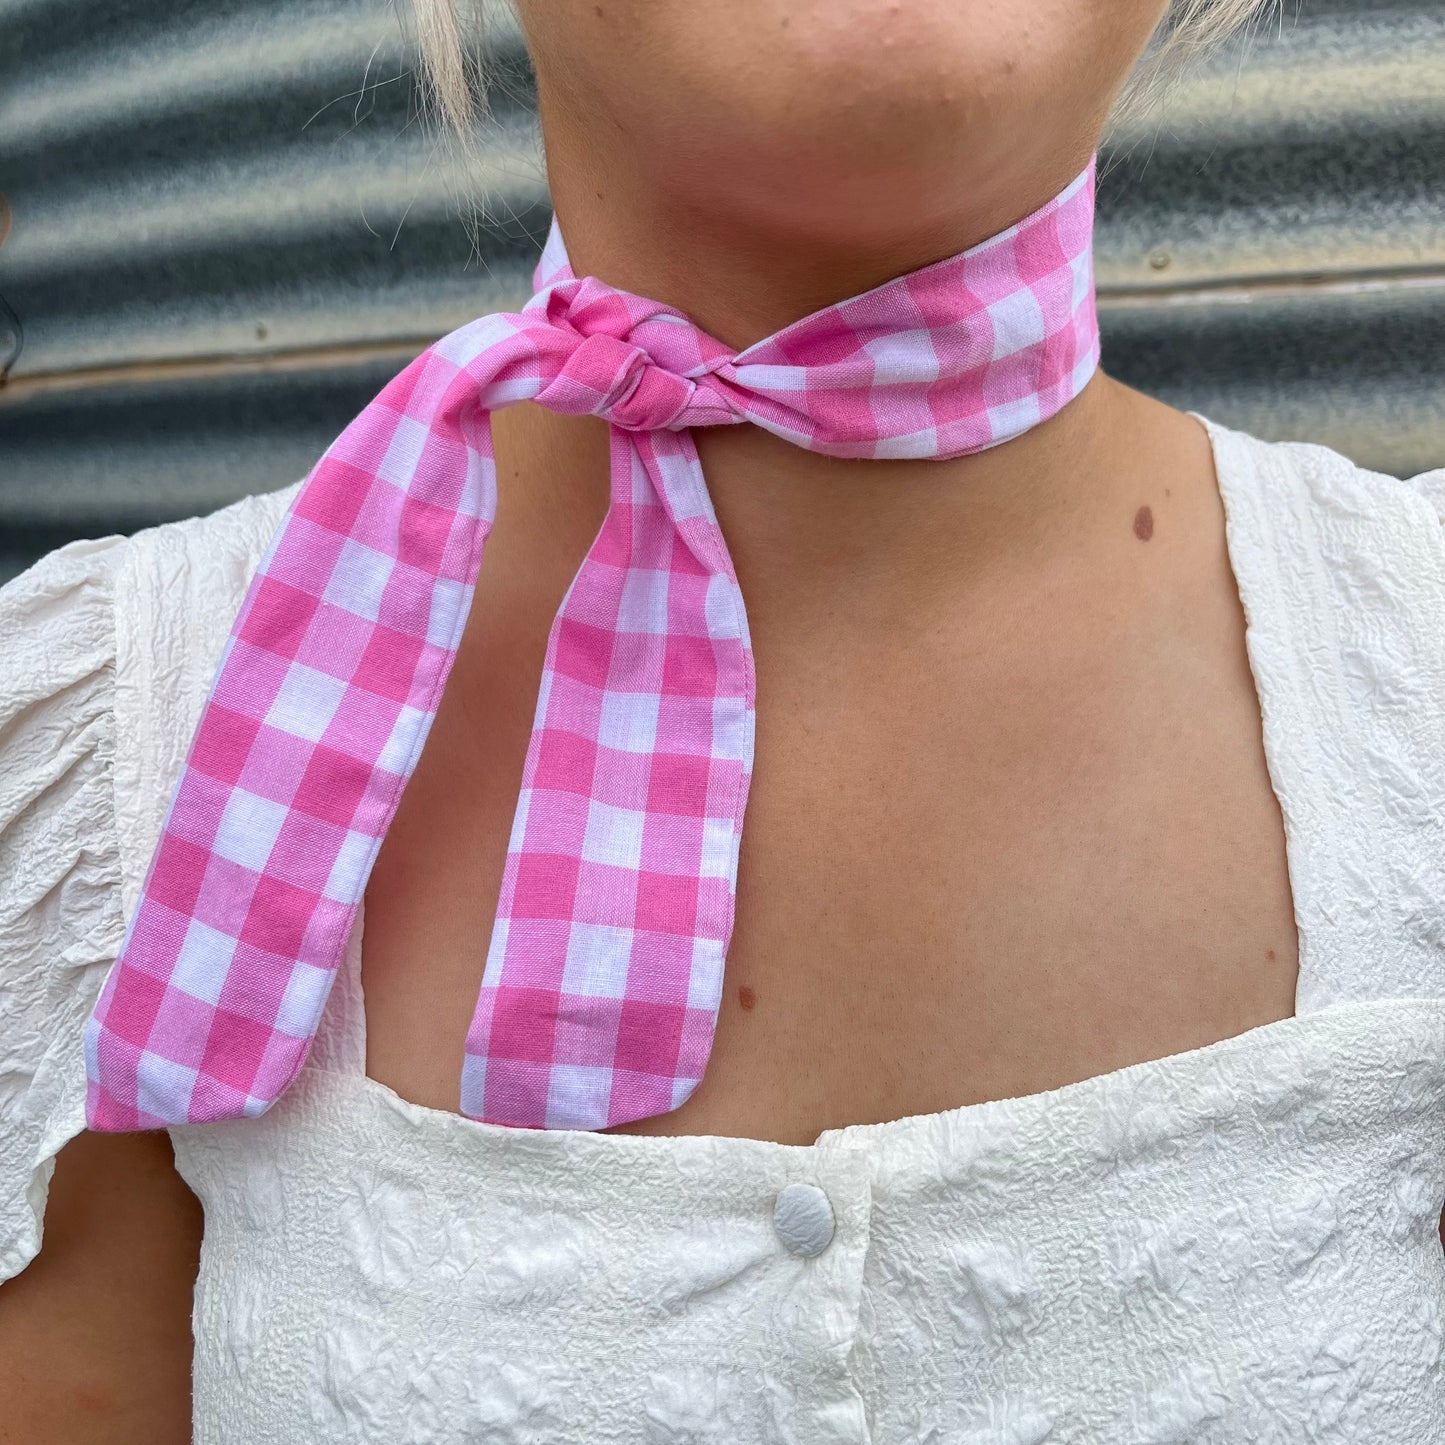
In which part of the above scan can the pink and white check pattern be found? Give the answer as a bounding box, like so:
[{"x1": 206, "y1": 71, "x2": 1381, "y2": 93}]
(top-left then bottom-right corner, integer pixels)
[{"x1": 85, "y1": 158, "x2": 1101, "y2": 1132}]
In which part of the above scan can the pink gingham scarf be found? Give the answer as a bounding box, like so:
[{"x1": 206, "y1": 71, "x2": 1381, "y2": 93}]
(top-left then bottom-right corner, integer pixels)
[{"x1": 85, "y1": 158, "x2": 1100, "y2": 1132}]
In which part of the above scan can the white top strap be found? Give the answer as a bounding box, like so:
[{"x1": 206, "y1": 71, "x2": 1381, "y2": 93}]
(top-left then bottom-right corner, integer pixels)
[{"x1": 1204, "y1": 417, "x2": 1445, "y2": 1012}]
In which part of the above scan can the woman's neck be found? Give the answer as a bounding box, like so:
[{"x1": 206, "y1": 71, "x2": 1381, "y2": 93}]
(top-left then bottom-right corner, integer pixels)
[
  {"x1": 503, "y1": 134, "x2": 1203, "y2": 625},
  {"x1": 490, "y1": 374, "x2": 1209, "y2": 656},
  {"x1": 542, "y1": 137, "x2": 1098, "y2": 354}
]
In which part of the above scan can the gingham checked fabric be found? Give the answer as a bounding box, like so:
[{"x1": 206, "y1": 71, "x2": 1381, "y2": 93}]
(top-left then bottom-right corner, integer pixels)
[{"x1": 84, "y1": 157, "x2": 1101, "y2": 1132}]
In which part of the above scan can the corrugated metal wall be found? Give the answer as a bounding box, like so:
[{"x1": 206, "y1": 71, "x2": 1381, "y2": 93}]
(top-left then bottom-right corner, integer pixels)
[{"x1": 1, "y1": 0, "x2": 1441, "y2": 582}]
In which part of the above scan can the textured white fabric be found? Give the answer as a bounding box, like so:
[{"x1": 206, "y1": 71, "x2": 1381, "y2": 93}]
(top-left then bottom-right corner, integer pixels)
[{"x1": 2, "y1": 416, "x2": 1444, "y2": 1443}]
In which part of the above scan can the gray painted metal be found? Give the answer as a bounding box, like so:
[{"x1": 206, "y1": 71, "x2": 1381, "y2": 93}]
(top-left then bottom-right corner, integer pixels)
[{"x1": 1, "y1": 0, "x2": 1441, "y2": 581}]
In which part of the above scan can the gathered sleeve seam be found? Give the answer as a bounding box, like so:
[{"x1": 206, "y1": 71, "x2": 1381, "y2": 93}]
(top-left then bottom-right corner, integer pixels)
[{"x1": 0, "y1": 535, "x2": 131, "y2": 1282}]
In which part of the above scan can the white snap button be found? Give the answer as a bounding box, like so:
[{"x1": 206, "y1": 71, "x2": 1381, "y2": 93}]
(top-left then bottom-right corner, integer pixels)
[{"x1": 773, "y1": 1182, "x2": 835, "y2": 1258}]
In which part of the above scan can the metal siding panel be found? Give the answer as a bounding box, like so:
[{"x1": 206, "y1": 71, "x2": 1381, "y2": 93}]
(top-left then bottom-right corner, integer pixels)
[{"x1": 1, "y1": 0, "x2": 1441, "y2": 581}]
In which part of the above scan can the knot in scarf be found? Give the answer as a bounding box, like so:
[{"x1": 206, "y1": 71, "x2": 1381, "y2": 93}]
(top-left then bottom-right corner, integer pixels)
[
  {"x1": 528, "y1": 280, "x2": 741, "y2": 432},
  {"x1": 85, "y1": 158, "x2": 1101, "y2": 1133}
]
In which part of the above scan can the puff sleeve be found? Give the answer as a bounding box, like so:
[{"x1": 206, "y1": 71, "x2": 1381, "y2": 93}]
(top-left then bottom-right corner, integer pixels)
[
  {"x1": 1406, "y1": 465, "x2": 1445, "y2": 527},
  {"x1": 0, "y1": 534, "x2": 130, "y2": 1283}
]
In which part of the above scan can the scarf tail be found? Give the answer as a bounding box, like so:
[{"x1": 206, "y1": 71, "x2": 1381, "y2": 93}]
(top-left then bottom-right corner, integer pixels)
[
  {"x1": 83, "y1": 321, "x2": 545, "y2": 1129},
  {"x1": 460, "y1": 425, "x2": 757, "y2": 1130}
]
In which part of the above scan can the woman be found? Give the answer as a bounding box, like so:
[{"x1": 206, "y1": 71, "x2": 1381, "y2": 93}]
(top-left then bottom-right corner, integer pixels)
[{"x1": 2, "y1": 0, "x2": 1443, "y2": 1440}]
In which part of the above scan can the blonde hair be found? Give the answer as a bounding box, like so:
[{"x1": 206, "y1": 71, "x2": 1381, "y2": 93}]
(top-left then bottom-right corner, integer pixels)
[
  {"x1": 406, "y1": 0, "x2": 1280, "y2": 140},
  {"x1": 1117, "y1": 0, "x2": 1283, "y2": 130}
]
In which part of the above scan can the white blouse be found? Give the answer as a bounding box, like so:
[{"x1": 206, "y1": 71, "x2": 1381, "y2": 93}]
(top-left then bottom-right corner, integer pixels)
[{"x1": 2, "y1": 416, "x2": 1444, "y2": 1444}]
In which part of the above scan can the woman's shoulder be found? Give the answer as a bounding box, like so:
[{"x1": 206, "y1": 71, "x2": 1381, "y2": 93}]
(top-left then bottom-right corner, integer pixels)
[
  {"x1": 3, "y1": 480, "x2": 301, "y2": 905},
  {"x1": 114, "y1": 479, "x2": 301, "y2": 695},
  {"x1": 0, "y1": 479, "x2": 299, "y2": 724},
  {"x1": 0, "y1": 481, "x2": 296, "y2": 1285},
  {"x1": 1198, "y1": 414, "x2": 1445, "y2": 533},
  {"x1": 103, "y1": 482, "x2": 302, "y2": 865},
  {"x1": 1401, "y1": 464, "x2": 1445, "y2": 526}
]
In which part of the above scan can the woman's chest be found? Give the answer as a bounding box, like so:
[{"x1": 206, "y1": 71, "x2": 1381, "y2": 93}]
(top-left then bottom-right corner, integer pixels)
[{"x1": 360, "y1": 510, "x2": 1300, "y2": 1144}]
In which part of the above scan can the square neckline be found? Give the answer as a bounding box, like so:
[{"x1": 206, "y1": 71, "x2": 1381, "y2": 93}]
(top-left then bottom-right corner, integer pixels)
[{"x1": 335, "y1": 410, "x2": 1328, "y2": 1154}]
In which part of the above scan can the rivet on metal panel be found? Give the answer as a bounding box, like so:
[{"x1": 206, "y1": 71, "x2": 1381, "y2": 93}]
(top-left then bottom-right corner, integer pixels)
[{"x1": 1148, "y1": 248, "x2": 1172, "y2": 272}]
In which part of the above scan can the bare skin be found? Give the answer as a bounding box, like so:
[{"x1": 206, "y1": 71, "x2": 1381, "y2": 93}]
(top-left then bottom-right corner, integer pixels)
[
  {"x1": 0, "y1": 1132, "x2": 201, "y2": 1444},
  {"x1": 361, "y1": 377, "x2": 1305, "y2": 1144}
]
